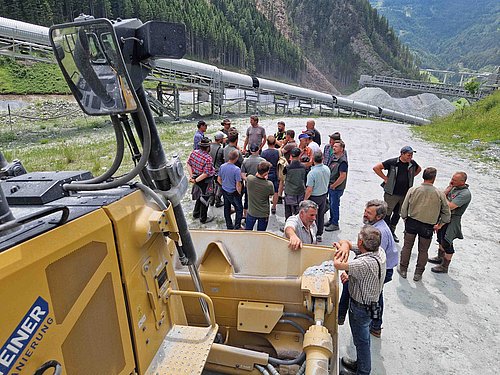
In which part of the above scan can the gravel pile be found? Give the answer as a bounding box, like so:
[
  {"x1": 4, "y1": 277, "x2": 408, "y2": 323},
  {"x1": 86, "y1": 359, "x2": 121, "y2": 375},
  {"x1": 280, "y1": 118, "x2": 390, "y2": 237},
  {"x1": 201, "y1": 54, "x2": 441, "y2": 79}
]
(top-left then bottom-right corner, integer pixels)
[{"x1": 347, "y1": 87, "x2": 456, "y2": 119}]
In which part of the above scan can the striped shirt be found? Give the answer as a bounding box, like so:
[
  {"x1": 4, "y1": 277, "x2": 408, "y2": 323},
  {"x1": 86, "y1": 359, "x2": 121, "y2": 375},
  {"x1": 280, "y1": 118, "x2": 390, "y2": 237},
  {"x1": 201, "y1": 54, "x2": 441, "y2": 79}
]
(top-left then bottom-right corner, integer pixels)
[
  {"x1": 187, "y1": 149, "x2": 215, "y2": 177},
  {"x1": 348, "y1": 248, "x2": 386, "y2": 305}
]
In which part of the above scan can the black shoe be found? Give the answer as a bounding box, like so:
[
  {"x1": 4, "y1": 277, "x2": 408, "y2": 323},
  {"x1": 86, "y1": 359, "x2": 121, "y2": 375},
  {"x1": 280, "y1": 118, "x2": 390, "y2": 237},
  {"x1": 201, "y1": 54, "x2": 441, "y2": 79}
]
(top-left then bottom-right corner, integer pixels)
[
  {"x1": 215, "y1": 201, "x2": 224, "y2": 208},
  {"x1": 325, "y1": 224, "x2": 339, "y2": 232},
  {"x1": 341, "y1": 356, "x2": 358, "y2": 372},
  {"x1": 200, "y1": 216, "x2": 214, "y2": 224},
  {"x1": 393, "y1": 233, "x2": 399, "y2": 243},
  {"x1": 339, "y1": 368, "x2": 356, "y2": 375}
]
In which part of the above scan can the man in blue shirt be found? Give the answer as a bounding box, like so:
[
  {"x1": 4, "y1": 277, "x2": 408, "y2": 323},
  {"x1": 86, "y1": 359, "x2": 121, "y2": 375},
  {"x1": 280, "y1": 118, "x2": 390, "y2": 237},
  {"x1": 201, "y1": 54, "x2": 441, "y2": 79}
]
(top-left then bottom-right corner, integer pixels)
[
  {"x1": 193, "y1": 120, "x2": 207, "y2": 150},
  {"x1": 218, "y1": 150, "x2": 243, "y2": 229},
  {"x1": 325, "y1": 140, "x2": 348, "y2": 232},
  {"x1": 304, "y1": 151, "x2": 330, "y2": 242},
  {"x1": 338, "y1": 200, "x2": 397, "y2": 340}
]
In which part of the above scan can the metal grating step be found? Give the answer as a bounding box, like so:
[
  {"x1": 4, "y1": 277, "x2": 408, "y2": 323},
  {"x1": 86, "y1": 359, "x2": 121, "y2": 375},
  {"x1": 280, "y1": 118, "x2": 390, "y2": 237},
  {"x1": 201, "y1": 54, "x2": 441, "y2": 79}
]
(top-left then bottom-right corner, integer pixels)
[{"x1": 146, "y1": 324, "x2": 218, "y2": 375}]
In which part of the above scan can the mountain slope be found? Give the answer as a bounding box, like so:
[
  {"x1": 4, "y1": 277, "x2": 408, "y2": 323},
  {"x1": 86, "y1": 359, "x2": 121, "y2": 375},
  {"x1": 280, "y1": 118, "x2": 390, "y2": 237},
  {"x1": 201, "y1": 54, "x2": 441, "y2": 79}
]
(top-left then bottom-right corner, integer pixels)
[
  {"x1": 256, "y1": 0, "x2": 419, "y2": 91},
  {"x1": 0, "y1": 0, "x2": 419, "y2": 93},
  {"x1": 369, "y1": 0, "x2": 500, "y2": 70}
]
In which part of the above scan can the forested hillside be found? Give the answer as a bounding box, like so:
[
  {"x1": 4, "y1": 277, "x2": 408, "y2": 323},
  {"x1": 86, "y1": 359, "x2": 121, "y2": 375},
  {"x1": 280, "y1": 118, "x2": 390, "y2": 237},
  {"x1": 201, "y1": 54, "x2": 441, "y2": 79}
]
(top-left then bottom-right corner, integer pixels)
[
  {"x1": 277, "y1": 0, "x2": 419, "y2": 88},
  {"x1": 0, "y1": 0, "x2": 419, "y2": 92},
  {"x1": 369, "y1": 0, "x2": 500, "y2": 71}
]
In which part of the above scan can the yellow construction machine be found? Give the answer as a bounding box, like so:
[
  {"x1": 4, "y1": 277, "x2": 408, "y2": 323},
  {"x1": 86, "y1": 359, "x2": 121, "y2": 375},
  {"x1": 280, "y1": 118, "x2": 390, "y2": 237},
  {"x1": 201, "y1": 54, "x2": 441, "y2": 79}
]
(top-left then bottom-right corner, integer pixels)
[{"x1": 0, "y1": 16, "x2": 340, "y2": 375}]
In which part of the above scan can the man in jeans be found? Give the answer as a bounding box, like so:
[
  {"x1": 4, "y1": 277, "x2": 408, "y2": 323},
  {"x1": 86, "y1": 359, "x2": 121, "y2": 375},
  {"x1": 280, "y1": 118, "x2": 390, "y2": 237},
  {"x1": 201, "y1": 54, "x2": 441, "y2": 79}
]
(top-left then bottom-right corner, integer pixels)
[
  {"x1": 334, "y1": 226, "x2": 386, "y2": 375},
  {"x1": 218, "y1": 150, "x2": 243, "y2": 230},
  {"x1": 304, "y1": 151, "x2": 330, "y2": 242},
  {"x1": 245, "y1": 161, "x2": 274, "y2": 231},
  {"x1": 398, "y1": 167, "x2": 451, "y2": 281},
  {"x1": 325, "y1": 140, "x2": 348, "y2": 232},
  {"x1": 338, "y1": 200, "x2": 398, "y2": 339}
]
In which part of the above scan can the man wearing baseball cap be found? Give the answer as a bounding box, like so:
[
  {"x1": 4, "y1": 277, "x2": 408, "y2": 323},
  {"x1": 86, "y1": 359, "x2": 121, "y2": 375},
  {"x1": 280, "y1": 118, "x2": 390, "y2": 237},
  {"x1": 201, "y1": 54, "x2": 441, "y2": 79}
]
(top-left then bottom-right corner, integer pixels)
[{"x1": 373, "y1": 146, "x2": 422, "y2": 242}]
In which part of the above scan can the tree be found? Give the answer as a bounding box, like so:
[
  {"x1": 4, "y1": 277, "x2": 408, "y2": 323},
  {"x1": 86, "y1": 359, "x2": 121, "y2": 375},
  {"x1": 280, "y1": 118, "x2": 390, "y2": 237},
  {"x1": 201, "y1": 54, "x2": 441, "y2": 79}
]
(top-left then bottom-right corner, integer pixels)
[{"x1": 464, "y1": 79, "x2": 481, "y2": 95}]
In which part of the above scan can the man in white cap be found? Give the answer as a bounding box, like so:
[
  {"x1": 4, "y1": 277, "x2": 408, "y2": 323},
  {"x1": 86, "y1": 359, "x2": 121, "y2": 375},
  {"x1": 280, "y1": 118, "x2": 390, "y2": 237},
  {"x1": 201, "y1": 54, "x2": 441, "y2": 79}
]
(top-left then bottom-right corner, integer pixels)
[{"x1": 373, "y1": 146, "x2": 421, "y2": 242}]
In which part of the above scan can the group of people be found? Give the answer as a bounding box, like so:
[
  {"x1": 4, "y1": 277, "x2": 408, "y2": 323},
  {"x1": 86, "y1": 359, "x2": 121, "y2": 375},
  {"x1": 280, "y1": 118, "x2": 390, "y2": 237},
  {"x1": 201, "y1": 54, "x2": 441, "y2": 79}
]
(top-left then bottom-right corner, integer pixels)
[
  {"x1": 283, "y1": 153, "x2": 471, "y2": 375},
  {"x1": 187, "y1": 117, "x2": 350, "y2": 236},
  {"x1": 186, "y1": 116, "x2": 472, "y2": 375}
]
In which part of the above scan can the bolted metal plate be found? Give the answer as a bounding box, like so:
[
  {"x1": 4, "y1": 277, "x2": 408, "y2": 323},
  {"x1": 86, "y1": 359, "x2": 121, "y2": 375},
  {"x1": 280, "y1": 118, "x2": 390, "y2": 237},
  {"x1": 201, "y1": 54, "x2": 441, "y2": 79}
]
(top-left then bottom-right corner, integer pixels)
[
  {"x1": 237, "y1": 301, "x2": 284, "y2": 334},
  {"x1": 145, "y1": 324, "x2": 218, "y2": 375}
]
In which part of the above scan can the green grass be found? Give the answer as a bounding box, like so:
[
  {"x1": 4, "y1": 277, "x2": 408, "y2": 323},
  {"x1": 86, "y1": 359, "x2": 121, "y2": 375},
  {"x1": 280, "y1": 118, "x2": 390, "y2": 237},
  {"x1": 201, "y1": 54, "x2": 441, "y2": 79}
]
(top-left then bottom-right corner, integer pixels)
[
  {"x1": 412, "y1": 90, "x2": 500, "y2": 163},
  {"x1": 1, "y1": 97, "x2": 248, "y2": 175},
  {"x1": 0, "y1": 57, "x2": 70, "y2": 94}
]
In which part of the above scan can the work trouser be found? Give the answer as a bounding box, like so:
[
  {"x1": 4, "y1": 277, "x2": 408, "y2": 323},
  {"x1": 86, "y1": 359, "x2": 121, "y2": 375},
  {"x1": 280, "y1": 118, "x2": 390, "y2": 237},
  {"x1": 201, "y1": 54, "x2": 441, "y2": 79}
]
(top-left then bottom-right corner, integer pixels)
[
  {"x1": 400, "y1": 217, "x2": 434, "y2": 274},
  {"x1": 309, "y1": 193, "x2": 327, "y2": 236},
  {"x1": 383, "y1": 193, "x2": 405, "y2": 233},
  {"x1": 284, "y1": 194, "x2": 304, "y2": 220}
]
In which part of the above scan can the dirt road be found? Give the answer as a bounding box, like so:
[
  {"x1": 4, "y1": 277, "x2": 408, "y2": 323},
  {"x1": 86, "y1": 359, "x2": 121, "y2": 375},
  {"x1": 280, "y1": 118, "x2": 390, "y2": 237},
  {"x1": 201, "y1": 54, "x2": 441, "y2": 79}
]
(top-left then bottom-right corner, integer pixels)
[{"x1": 190, "y1": 116, "x2": 500, "y2": 374}]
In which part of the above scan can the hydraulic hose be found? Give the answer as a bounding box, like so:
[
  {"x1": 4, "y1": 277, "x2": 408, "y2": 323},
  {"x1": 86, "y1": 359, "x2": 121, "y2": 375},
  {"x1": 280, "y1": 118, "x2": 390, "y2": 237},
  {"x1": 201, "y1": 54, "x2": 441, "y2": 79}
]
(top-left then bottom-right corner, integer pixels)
[
  {"x1": 268, "y1": 352, "x2": 306, "y2": 366},
  {"x1": 79, "y1": 114, "x2": 125, "y2": 184},
  {"x1": 134, "y1": 182, "x2": 168, "y2": 210},
  {"x1": 278, "y1": 319, "x2": 305, "y2": 335},
  {"x1": 266, "y1": 363, "x2": 280, "y2": 375},
  {"x1": 296, "y1": 361, "x2": 307, "y2": 375},
  {"x1": 63, "y1": 102, "x2": 151, "y2": 191},
  {"x1": 255, "y1": 364, "x2": 270, "y2": 375},
  {"x1": 267, "y1": 319, "x2": 306, "y2": 366},
  {"x1": 282, "y1": 312, "x2": 314, "y2": 323}
]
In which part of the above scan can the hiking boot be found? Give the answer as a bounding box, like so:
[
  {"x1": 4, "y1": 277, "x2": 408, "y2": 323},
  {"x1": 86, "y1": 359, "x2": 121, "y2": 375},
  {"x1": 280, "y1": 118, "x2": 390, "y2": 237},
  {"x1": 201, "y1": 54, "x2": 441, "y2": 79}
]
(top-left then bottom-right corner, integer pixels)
[
  {"x1": 397, "y1": 266, "x2": 407, "y2": 279},
  {"x1": 413, "y1": 273, "x2": 422, "y2": 282},
  {"x1": 325, "y1": 224, "x2": 340, "y2": 232},
  {"x1": 428, "y1": 247, "x2": 445, "y2": 264},
  {"x1": 431, "y1": 259, "x2": 450, "y2": 273},
  {"x1": 428, "y1": 255, "x2": 443, "y2": 264}
]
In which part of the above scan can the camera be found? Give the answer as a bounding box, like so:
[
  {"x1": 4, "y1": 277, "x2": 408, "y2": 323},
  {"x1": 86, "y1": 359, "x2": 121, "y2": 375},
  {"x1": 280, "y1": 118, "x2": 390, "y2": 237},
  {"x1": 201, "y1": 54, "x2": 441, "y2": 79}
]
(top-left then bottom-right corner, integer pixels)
[
  {"x1": 300, "y1": 155, "x2": 310, "y2": 163},
  {"x1": 370, "y1": 301, "x2": 381, "y2": 320}
]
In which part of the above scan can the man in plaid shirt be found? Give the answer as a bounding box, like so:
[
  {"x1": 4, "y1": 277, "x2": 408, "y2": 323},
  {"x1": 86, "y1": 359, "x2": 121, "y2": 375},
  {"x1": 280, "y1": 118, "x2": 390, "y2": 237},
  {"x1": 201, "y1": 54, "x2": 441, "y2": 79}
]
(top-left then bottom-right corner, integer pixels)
[{"x1": 187, "y1": 137, "x2": 216, "y2": 223}]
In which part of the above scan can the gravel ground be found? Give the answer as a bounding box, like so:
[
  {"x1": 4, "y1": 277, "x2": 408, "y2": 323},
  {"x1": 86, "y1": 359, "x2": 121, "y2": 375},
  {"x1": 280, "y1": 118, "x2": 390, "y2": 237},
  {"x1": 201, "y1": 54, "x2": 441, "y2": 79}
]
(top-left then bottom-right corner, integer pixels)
[{"x1": 187, "y1": 117, "x2": 500, "y2": 375}]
